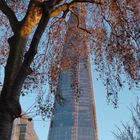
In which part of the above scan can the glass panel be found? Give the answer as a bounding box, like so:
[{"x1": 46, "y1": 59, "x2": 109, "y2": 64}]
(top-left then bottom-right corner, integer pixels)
[{"x1": 19, "y1": 124, "x2": 27, "y2": 133}]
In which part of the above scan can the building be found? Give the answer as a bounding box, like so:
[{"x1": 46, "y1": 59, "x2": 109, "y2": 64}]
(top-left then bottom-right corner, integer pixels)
[
  {"x1": 11, "y1": 115, "x2": 39, "y2": 140},
  {"x1": 47, "y1": 8, "x2": 98, "y2": 140}
]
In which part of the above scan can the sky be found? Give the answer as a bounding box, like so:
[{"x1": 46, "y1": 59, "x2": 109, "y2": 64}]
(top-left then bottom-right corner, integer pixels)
[
  {"x1": 0, "y1": 3, "x2": 139, "y2": 140},
  {"x1": 18, "y1": 64, "x2": 140, "y2": 140},
  {"x1": 0, "y1": 57, "x2": 139, "y2": 140},
  {"x1": 92, "y1": 69, "x2": 140, "y2": 140}
]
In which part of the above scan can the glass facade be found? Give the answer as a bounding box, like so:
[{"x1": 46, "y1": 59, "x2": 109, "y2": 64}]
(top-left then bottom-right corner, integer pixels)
[
  {"x1": 48, "y1": 52, "x2": 98, "y2": 140},
  {"x1": 48, "y1": 12, "x2": 98, "y2": 140}
]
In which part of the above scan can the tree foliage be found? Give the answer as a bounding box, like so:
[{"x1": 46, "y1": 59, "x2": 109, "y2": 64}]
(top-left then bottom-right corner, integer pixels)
[
  {"x1": 0, "y1": 0, "x2": 139, "y2": 139},
  {"x1": 113, "y1": 98, "x2": 140, "y2": 140}
]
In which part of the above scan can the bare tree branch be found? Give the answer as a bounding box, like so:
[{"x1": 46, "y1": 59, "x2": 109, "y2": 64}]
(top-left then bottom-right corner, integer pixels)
[
  {"x1": 49, "y1": 0, "x2": 102, "y2": 17},
  {"x1": 71, "y1": 0, "x2": 102, "y2": 5},
  {"x1": 1, "y1": 0, "x2": 45, "y2": 99},
  {"x1": 70, "y1": 9, "x2": 92, "y2": 34},
  {"x1": 10, "y1": 13, "x2": 50, "y2": 99},
  {"x1": 0, "y1": 0, "x2": 19, "y2": 33},
  {"x1": 113, "y1": 99, "x2": 140, "y2": 140}
]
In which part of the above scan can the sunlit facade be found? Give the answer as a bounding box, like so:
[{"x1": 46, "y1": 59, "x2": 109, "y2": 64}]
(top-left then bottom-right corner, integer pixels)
[
  {"x1": 48, "y1": 11, "x2": 98, "y2": 140},
  {"x1": 11, "y1": 116, "x2": 39, "y2": 140}
]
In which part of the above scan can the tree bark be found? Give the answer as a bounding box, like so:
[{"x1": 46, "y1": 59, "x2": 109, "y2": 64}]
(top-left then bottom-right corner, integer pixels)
[
  {"x1": 0, "y1": 0, "x2": 62, "y2": 139},
  {"x1": 0, "y1": 8, "x2": 49, "y2": 140},
  {"x1": 0, "y1": 111, "x2": 13, "y2": 140},
  {"x1": 0, "y1": 96, "x2": 21, "y2": 140},
  {"x1": 0, "y1": 34, "x2": 27, "y2": 139}
]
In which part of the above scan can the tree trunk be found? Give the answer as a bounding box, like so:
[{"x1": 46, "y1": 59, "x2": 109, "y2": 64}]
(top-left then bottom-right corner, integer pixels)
[
  {"x1": 0, "y1": 95, "x2": 21, "y2": 140},
  {"x1": 0, "y1": 36, "x2": 27, "y2": 140},
  {"x1": 0, "y1": 1, "x2": 50, "y2": 139},
  {"x1": 0, "y1": 110, "x2": 13, "y2": 140}
]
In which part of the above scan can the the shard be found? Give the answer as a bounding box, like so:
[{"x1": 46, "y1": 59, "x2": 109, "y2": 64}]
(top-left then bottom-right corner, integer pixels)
[{"x1": 48, "y1": 7, "x2": 98, "y2": 140}]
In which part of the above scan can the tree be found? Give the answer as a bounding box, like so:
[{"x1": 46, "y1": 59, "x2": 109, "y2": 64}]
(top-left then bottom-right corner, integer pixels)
[
  {"x1": 0, "y1": 0, "x2": 139, "y2": 139},
  {"x1": 113, "y1": 98, "x2": 140, "y2": 140}
]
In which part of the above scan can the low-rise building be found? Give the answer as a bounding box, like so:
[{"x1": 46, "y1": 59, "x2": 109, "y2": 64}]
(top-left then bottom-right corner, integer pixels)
[{"x1": 11, "y1": 115, "x2": 38, "y2": 140}]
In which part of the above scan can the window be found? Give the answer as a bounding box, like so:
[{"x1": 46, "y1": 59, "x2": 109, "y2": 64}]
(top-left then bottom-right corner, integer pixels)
[
  {"x1": 18, "y1": 124, "x2": 27, "y2": 140},
  {"x1": 19, "y1": 134, "x2": 26, "y2": 140}
]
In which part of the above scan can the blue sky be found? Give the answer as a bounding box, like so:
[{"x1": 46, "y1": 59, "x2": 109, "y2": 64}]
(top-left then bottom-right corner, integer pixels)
[
  {"x1": 92, "y1": 70, "x2": 140, "y2": 140},
  {"x1": 18, "y1": 64, "x2": 140, "y2": 140},
  {"x1": 0, "y1": 60, "x2": 139, "y2": 140},
  {"x1": 0, "y1": 3, "x2": 139, "y2": 140}
]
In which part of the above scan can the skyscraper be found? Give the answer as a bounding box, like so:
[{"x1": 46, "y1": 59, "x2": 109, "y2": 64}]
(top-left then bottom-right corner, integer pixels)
[
  {"x1": 48, "y1": 8, "x2": 98, "y2": 140},
  {"x1": 11, "y1": 115, "x2": 39, "y2": 140}
]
